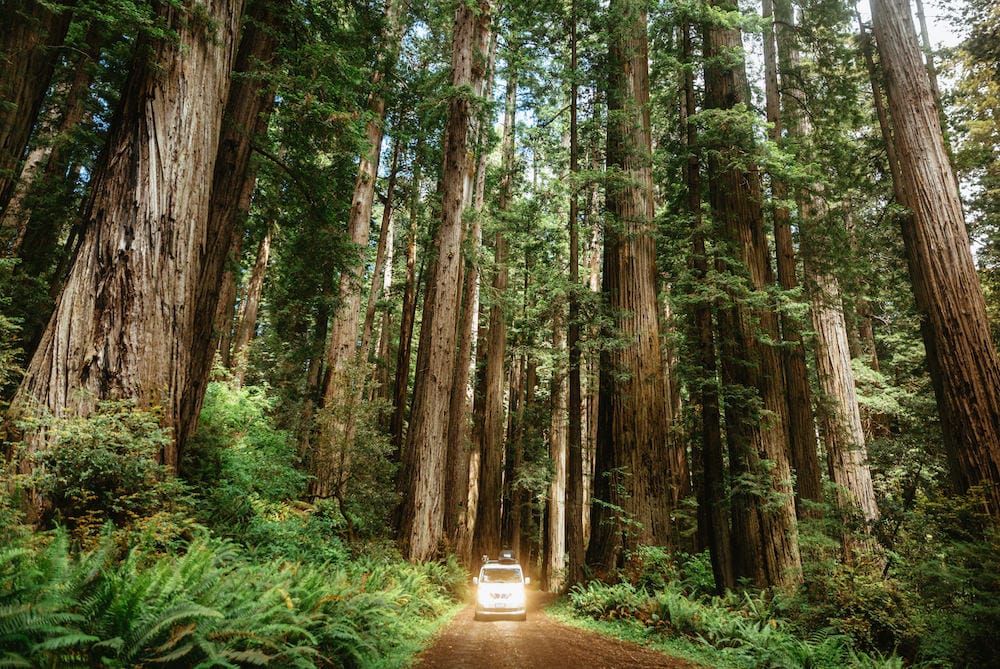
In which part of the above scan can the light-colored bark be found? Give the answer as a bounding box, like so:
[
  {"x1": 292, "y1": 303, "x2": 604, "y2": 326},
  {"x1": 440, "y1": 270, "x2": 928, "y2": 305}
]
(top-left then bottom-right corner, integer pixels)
[
  {"x1": 548, "y1": 308, "x2": 568, "y2": 591},
  {"x1": 230, "y1": 229, "x2": 271, "y2": 385},
  {"x1": 871, "y1": 0, "x2": 1000, "y2": 517},
  {"x1": 316, "y1": 0, "x2": 410, "y2": 497}
]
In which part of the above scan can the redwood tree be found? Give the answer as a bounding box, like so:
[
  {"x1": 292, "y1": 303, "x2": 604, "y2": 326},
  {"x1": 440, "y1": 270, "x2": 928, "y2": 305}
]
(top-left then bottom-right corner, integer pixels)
[
  {"x1": 401, "y1": 0, "x2": 492, "y2": 561},
  {"x1": 0, "y1": 0, "x2": 74, "y2": 220},
  {"x1": 587, "y1": 0, "x2": 676, "y2": 571},
  {"x1": 871, "y1": 0, "x2": 1000, "y2": 517},
  {"x1": 8, "y1": 0, "x2": 246, "y2": 479},
  {"x1": 703, "y1": 0, "x2": 802, "y2": 588}
]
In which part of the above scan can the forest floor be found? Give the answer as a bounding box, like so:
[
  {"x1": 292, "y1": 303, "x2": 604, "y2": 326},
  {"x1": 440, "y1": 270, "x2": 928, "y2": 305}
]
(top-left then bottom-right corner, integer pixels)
[{"x1": 413, "y1": 591, "x2": 705, "y2": 669}]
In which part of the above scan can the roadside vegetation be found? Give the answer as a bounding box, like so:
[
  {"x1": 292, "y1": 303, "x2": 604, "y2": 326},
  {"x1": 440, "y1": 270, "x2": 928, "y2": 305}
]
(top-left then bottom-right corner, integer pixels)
[
  {"x1": 552, "y1": 532, "x2": 999, "y2": 669},
  {"x1": 1, "y1": 377, "x2": 466, "y2": 668}
]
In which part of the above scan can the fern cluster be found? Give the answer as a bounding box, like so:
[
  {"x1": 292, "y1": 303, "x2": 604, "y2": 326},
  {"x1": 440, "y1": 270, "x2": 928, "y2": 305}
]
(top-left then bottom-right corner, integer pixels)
[
  {"x1": 0, "y1": 527, "x2": 463, "y2": 668},
  {"x1": 566, "y1": 552, "x2": 906, "y2": 669}
]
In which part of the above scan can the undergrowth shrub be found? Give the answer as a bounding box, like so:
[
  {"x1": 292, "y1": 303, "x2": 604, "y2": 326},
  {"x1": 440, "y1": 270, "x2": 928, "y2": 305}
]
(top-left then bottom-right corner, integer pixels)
[
  {"x1": 13, "y1": 400, "x2": 191, "y2": 547},
  {"x1": 567, "y1": 547, "x2": 907, "y2": 669},
  {"x1": 893, "y1": 490, "x2": 1000, "y2": 667}
]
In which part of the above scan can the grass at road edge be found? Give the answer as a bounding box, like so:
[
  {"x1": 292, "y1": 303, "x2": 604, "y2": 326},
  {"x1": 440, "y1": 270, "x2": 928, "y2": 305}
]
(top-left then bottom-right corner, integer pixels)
[{"x1": 543, "y1": 597, "x2": 726, "y2": 669}]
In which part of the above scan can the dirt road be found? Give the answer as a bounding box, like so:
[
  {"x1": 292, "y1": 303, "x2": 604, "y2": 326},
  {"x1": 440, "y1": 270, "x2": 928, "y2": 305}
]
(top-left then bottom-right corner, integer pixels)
[{"x1": 414, "y1": 591, "x2": 703, "y2": 669}]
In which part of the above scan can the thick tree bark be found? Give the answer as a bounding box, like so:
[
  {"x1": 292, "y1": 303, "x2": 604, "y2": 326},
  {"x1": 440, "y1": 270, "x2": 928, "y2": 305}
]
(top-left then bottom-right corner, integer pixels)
[
  {"x1": 0, "y1": 0, "x2": 74, "y2": 221},
  {"x1": 703, "y1": 0, "x2": 802, "y2": 588},
  {"x1": 680, "y1": 17, "x2": 734, "y2": 592},
  {"x1": 445, "y1": 22, "x2": 493, "y2": 556},
  {"x1": 402, "y1": 0, "x2": 492, "y2": 561},
  {"x1": 871, "y1": 0, "x2": 1000, "y2": 517},
  {"x1": 7, "y1": 0, "x2": 246, "y2": 478},
  {"x1": 473, "y1": 52, "x2": 516, "y2": 563},
  {"x1": 769, "y1": 0, "x2": 881, "y2": 556},
  {"x1": 189, "y1": 0, "x2": 282, "y2": 440},
  {"x1": 587, "y1": 0, "x2": 675, "y2": 571},
  {"x1": 761, "y1": 0, "x2": 823, "y2": 517}
]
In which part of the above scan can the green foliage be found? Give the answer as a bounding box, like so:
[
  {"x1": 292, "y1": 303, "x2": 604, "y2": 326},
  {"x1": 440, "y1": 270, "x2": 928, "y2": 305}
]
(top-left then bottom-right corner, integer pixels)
[
  {"x1": 0, "y1": 258, "x2": 24, "y2": 409},
  {"x1": 15, "y1": 401, "x2": 189, "y2": 546},
  {"x1": 891, "y1": 491, "x2": 1000, "y2": 667},
  {"x1": 566, "y1": 548, "x2": 909, "y2": 669},
  {"x1": 0, "y1": 523, "x2": 463, "y2": 668},
  {"x1": 312, "y1": 361, "x2": 398, "y2": 540},
  {"x1": 183, "y1": 378, "x2": 351, "y2": 563}
]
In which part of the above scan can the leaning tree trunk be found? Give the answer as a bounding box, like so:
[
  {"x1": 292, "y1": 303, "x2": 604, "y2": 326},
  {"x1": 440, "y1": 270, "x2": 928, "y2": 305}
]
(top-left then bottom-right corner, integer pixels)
[
  {"x1": 587, "y1": 0, "x2": 675, "y2": 572},
  {"x1": 7, "y1": 0, "x2": 245, "y2": 479},
  {"x1": 317, "y1": 0, "x2": 411, "y2": 497},
  {"x1": 0, "y1": 0, "x2": 74, "y2": 221},
  {"x1": 770, "y1": 0, "x2": 880, "y2": 556},
  {"x1": 704, "y1": 0, "x2": 802, "y2": 589},
  {"x1": 402, "y1": 0, "x2": 492, "y2": 561},
  {"x1": 871, "y1": 0, "x2": 1000, "y2": 517}
]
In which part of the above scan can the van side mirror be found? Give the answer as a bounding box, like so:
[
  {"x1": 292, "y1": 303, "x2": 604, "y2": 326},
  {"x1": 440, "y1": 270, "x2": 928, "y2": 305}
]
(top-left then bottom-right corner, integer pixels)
[
  {"x1": 524, "y1": 577, "x2": 531, "y2": 585},
  {"x1": 472, "y1": 577, "x2": 479, "y2": 585}
]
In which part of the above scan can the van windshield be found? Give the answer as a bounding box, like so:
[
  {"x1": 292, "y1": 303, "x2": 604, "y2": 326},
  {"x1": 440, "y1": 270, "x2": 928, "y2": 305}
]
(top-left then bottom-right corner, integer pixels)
[{"x1": 480, "y1": 567, "x2": 521, "y2": 583}]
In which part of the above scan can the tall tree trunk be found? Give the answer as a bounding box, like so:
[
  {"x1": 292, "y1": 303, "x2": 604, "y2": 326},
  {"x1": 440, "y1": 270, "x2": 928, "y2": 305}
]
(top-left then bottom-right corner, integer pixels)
[
  {"x1": 0, "y1": 0, "x2": 74, "y2": 221},
  {"x1": 361, "y1": 137, "x2": 402, "y2": 362},
  {"x1": 391, "y1": 142, "x2": 423, "y2": 453},
  {"x1": 402, "y1": 0, "x2": 492, "y2": 561},
  {"x1": 548, "y1": 304, "x2": 568, "y2": 590},
  {"x1": 565, "y1": 0, "x2": 586, "y2": 589},
  {"x1": 9, "y1": 25, "x2": 101, "y2": 266},
  {"x1": 445, "y1": 22, "x2": 494, "y2": 556},
  {"x1": 587, "y1": 0, "x2": 674, "y2": 571},
  {"x1": 761, "y1": 0, "x2": 823, "y2": 517},
  {"x1": 7, "y1": 0, "x2": 245, "y2": 479},
  {"x1": 680, "y1": 16, "x2": 734, "y2": 592},
  {"x1": 583, "y1": 127, "x2": 603, "y2": 544},
  {"x1": 703, "y1": 0, "x2": 802, "y2": 588},
  {"x1": 230, "y1": 227, "x2": 272, "y2": 385},
  {"x1": 473, "y1": 48, "x2": 516, "y2": 562},
  {"x1": 770, "y1": 0, "x2": 881, "y2": 555},
  {"x1": 189, "y1": 0, "x2": 282, "y2": 440},
  {"x1": 317, "y1": 0, "x2": 411, "y2": 497},
  {"x1": 871, "y1": 0, "x2": 1000, "y2": 517}
]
